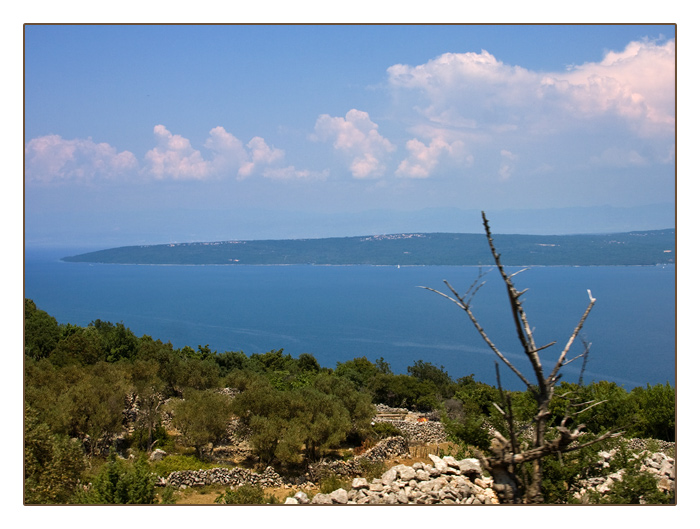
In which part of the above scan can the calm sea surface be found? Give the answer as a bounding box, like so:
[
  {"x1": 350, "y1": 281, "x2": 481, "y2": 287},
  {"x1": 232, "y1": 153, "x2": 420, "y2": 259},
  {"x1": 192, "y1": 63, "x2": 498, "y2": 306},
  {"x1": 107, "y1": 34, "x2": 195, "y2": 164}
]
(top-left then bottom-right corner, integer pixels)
[{"x1": 24, "y1": 248, "x2": 676, "y2": 390}]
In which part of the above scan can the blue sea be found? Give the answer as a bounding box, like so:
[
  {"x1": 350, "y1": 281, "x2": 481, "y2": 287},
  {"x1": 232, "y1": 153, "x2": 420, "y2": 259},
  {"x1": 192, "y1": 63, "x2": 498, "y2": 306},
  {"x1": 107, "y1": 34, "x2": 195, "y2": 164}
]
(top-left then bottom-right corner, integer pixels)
[{"x1": 24, "y1": 247, "x2": 676, "y2": 390}]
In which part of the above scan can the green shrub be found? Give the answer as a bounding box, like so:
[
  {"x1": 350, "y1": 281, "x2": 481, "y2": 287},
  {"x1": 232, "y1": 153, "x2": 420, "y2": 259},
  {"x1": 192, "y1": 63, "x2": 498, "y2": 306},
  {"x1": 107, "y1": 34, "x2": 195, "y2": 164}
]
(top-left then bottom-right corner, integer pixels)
[
  {"x1": 629, "y1": 383, "x2": 675, "y2": 441},
  {"x1": 443, "y1": 414, "x2": 491, "y2": 451},
  {"x1": 597, "y1": 445, "x2": 675, "y2": 504},
  {"x1": 215, "y1": 484, "x2": 277, "y2": 505},
  {"x1": 438, "y1": 444, "x2": 468, "y2": 460},
  {"x1": 318, "y1": 474, "x2": 350, "y2": 494},
  {"x1": 152, "y1": 454, "x2": 222, "y2": 477},
  {"x1": 595, "y1": 470, "x2": 674, "y2": 505},
  {"x1": 24, "y1": 404, "x2": 86, "y2": 504},
  {"x1": 539, "y1": 437, "x2": 611, "y2": 504},
  {"x1": 581, "y1": 447, "x2": 675, "y2": 506},
  {"x1": 158, "y1": 486, "x2": 176, "y2": 504},
  {"x1": 129, "y1": 424, "x2": 170, "y2": 452},
  {"x1": 540, "y1": 438, "x2": 675, "y2": 505},
  {"x1": 371, "y1": 421, "x2": 403, "y2": 439},
  {"x1": 78, "y1": 452, "x2": 157, "y2": 504},
  {"x1": 358, "y1": 459, "x2": 385, "y2": 481}
]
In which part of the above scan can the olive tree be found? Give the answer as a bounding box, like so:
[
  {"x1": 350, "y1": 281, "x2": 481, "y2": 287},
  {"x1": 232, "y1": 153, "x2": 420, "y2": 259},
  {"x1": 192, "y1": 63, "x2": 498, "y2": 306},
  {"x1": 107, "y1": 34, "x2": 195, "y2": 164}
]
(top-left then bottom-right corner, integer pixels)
[{"x1": 171, "y1": 389, "x2": 235, "y2": 459}]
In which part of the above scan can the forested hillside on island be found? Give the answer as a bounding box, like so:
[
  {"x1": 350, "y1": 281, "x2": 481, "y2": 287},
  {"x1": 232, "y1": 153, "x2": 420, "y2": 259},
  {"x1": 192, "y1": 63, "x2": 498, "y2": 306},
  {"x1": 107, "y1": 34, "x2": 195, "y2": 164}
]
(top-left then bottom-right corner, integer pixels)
[
  {"x1": 62, "y1": 229, "x2": 675, "y2": 266},
  {"x1": 25, "y1": 297, "x2": 675, "y2": 505}
]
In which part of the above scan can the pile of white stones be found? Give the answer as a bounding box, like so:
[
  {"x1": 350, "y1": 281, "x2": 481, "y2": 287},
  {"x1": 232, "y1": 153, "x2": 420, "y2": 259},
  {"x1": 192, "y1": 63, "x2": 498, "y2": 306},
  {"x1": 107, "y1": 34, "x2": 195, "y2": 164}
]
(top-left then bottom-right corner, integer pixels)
[{"x1": 286, "y1": 454, "x2": 499, "y2": 505}]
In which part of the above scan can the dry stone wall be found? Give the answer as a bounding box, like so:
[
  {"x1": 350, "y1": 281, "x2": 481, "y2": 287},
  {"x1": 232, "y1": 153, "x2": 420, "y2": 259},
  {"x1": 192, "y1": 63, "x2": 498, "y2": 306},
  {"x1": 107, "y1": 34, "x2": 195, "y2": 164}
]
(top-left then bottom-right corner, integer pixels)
[
  {"x1": 374, "y1": 418, "x2": 446, "y2": 444},
  {"x1": 163, "y1": 465, "x2": 285, "y2": 490},
  {"x1": 373, "y1": 404, "x2": 447, "y2": 444},
  {"x1": 306, "y1": 436, "x2": 409, "y2": 482}
]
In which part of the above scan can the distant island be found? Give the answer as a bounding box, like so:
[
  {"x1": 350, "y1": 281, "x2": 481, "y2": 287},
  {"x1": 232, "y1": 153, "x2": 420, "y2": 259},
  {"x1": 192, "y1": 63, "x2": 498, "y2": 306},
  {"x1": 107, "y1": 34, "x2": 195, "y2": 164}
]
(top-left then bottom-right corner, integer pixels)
[{"x1": 62, "y1": 229, "x2": 675, "y2": 266}]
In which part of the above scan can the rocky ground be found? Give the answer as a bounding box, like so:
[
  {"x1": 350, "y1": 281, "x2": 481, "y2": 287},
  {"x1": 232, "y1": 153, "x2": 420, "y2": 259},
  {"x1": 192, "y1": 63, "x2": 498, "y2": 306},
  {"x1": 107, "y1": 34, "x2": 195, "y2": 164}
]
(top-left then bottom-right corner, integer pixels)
[{"x1": 149, "y1": 402, "x2": 675, "y2": 505}]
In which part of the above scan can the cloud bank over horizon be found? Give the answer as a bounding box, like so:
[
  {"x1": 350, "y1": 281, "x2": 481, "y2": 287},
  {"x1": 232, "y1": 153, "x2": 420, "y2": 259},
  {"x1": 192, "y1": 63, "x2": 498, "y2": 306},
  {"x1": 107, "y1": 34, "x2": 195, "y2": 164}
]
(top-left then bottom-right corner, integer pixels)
[{"x1": 25, "y1": 38, "x2": 675, "y2": 189}]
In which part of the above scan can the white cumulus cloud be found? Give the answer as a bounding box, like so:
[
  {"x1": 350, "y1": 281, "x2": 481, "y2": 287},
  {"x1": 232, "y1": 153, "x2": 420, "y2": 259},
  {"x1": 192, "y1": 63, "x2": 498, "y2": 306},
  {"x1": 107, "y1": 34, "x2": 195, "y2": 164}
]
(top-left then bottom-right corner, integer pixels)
[
  {"x1": 238, "y1": 136, "x2": 285, "y2": 179},
  {"x1": 144, "y1": 125, "x2": 212, "y2": 180},
  {"x1": 26, "y1": 125, "x2": 320, "y2": 184},
  {"x1": 25, "y1": 134, "x2": 138, "y2": 183},
  {"x1": 313, "y1": 109, "x2": 395, "y2": 179},
  {"x1": 204, "y1": 126, "x2": 249, "y2": 173},
  {"x1": 541, "y1": 39, "x2": 675, "y2": 136},
  {"x1": 396, "y1": 136, "x2": 472, "y2": 179},
  {"x1": 144, "y1": 125, "x2": 308, "y2": 181},
  {"x1": 386, "y1": 38, "x2": 675, "y2": 179},
  {"x1": 388, "y1": 40, "x2": 674, "y2": 138},
  {"x1": 499, "y1": 149, "x2": 518, "y2": 180}
]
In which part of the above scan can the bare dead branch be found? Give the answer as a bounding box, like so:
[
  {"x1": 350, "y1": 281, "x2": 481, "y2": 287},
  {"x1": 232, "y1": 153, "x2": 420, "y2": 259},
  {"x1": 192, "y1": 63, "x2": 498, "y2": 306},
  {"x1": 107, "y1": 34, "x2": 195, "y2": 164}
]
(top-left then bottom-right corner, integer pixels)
[
  {"x1": 574, "y1": 399, "x2": 608, "y2": 416},
  {"x1": 578, "y1": 337, "x2": 592, "y2": 386},
  {"x1": 570, "y1": 399, "x2": 597, "y2": 407},
  {"x1": 492, "y1": 402, "x2": 506, "y2": 416},
  {"x1": 562, "y1": 351, "x2": 587, "y2": 367},
  {"x1": 422, "y1": 211, "x2": 610, "y2": 504},
  {"x1": 548, "y1": 297, "x2": 596, "y2": 385},
  {"x1": 420, "y1": 283, "x2": 533, "y2": 388},
  {"x1": 562, "y1": 430, "x2": 623, "y2": 453},
  {"x1": 466, "y1": 279, "x2": 488, "y2": 305},
  {"x1": 482, "y1": 214, "x2": 537, "y2": 353},
  {"x1": 533, "y1": 341, "x2": 557, "y2": 354},
  {"x1": 508, "y1": 268, "x2": 530, "y2": 280}
]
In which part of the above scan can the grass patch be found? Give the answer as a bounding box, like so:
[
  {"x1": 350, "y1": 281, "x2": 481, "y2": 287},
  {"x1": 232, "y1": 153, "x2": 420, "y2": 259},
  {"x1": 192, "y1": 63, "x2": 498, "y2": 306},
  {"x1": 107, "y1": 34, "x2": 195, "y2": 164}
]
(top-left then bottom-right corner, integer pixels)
[
  {"x1": 151, "y1": 454, "x2": 227, "y2": 477},
  {"x1": 318, "y1": 474, "x2": 351, "y2": 494},
  {"x1": 215, "y1": 484, "x2": 279, "y2": 505}
]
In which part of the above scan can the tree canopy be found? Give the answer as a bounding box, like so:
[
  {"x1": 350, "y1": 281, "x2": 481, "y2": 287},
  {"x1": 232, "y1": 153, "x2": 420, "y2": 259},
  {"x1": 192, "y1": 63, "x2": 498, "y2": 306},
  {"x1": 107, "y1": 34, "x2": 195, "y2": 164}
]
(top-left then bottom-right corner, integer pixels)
[{"x1": 23, "y1": 297, "x2": 675, "y2": 504}]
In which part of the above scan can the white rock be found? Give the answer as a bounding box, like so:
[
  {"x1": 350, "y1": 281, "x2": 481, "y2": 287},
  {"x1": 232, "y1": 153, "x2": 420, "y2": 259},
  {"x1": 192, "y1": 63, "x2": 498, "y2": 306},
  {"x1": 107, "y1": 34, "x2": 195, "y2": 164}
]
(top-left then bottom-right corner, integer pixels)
[
  {"x1": 660, "y1": 459, "x2": 675, "y2": 478},
  {"x1": 443, "y1": 455, "x2": 459, "y2": 468},
  {"x1": 149, "y1": 448, "x2": 167, "y2": 462},
  {"x1": 457, "y1": 458, "x2": 482, "y2": 476},
  {"x1": 474, "y1": 477, "x2": 491, "y2": 489},
  {"x1": 428, "y1": 454, "x2": 448, "y2": 473},
  {"x1": 381, "y1": 468, "x2": 397, "y2": 486},
  {"x1": 416, "y1": 469, "x2": 431, "y2": 481},
  {"x1": 330, "y1": 488, "x2": 349, "y2": 504},
  {"x1": 383, "y1": 493, "x2": 398, "y2": 504},
  {"x1": 294, "y1": 491, "x2": 310, "y2": 504},
  {"x1": 395, "y1": 464, "x2": 417, "y2": 481},
  {"x1": 352, "y1": 477, "x2": 369, "y2": 489},
  {"x1": 311, "y1": 493, "x2": 333, "y2": 505}
]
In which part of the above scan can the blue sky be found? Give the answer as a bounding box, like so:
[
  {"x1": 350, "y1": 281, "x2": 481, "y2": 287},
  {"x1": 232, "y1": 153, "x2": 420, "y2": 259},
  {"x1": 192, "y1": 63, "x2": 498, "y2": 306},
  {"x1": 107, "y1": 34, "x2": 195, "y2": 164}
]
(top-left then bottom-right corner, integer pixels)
[{"x1": 24, "y1": 23, "x2": 676, "y2": 247}]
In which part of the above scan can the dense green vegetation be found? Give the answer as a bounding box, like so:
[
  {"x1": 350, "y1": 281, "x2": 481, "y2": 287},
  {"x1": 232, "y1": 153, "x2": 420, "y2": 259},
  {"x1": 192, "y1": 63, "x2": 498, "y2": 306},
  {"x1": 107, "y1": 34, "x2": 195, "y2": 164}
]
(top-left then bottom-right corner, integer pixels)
[
  {"x1": 215, "y1": 484, "x2": 279, "y2": 505},
  {"x1": 62, "y1": 229, "x2": 675, "y2": 266},
  {"x1": 24, "y1": 299, "x2": 675, "y2": 504}
]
